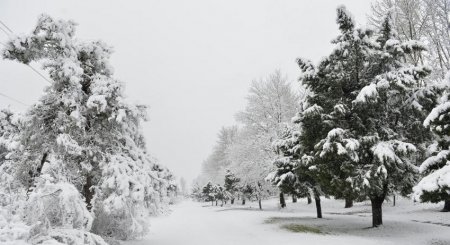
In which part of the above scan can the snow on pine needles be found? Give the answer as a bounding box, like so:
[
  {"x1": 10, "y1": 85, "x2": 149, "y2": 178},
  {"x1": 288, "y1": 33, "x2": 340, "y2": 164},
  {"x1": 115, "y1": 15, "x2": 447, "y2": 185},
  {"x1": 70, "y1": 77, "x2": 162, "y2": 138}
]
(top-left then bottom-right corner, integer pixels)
[{"x1": 0, "y1": 14, "x2": 179, "y2": 245}]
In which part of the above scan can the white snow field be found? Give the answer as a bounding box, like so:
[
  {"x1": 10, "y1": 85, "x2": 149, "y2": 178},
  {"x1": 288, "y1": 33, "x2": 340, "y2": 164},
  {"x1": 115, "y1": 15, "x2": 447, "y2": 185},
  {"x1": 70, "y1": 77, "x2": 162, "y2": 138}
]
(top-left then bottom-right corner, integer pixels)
[{"x1": 125, "y1": 197, "x2": 450, "y2": 245}]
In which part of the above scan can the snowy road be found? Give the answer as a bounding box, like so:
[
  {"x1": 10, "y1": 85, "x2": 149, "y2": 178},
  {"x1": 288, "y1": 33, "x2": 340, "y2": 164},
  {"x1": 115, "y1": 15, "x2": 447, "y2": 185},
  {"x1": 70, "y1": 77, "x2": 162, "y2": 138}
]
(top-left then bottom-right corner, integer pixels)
[{"x1": 124, "y1": 200, "x2": 410, "y2": 245}]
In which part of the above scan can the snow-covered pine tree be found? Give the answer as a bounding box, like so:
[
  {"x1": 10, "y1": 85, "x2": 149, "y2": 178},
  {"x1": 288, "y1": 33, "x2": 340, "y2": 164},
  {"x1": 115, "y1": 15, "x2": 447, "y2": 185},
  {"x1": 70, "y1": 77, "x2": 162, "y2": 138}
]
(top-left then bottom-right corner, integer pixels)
[
  {"x1": 268, "y1": 114, "x2": 323, "y2": 217},
  {"x1": 224, "y1": 169, "x2": 240, "y2": 204},
  {"x1": 1, "y1": 111, "x2": 108, "y2": 244},
  {"x1": 414, "y1": 75, "x2": 450, "y2": 211},
  {"x1": 152, "y1": 164, "x2": 179, "y2": 206},
  {"x1": 277, "y1": 6, "x2": 377, "y2": 218},
  {"x1": 211, "y1": 184, "x2": 221, "y2": 206},
  {"x1": 165, "y1": 170, "x2": 179, "y2": 204},
  {"x1": 267, "y1": 124, "x2": 312, "y2": 205},
  {"x1": 287, "y1": 7, "x2": 436, "y2": 226},
  {"x1": 240, "y1": 183, "x2": 256, "y2": 206},
  {"x1": 214, "y1": 185, "x2": 230, "y2": 206},
  {"x1": 0, "y1": 109, "x2": 21, "y2": 166},
  {"x1": 350, "y1": 13, "x2": 435, "y2": 226},
  {"x1": 0, "y1": 109, "x2": 34, "y2": 244},
  {"x1": 307, "y1": 6, "x2": 379, "y2": 210},
  {"x1": 202, "y1": 182, "x2": 216, "y2": 206},
  {"x1": 2, "y1": 14, "x2": 167, "y2": 240}
]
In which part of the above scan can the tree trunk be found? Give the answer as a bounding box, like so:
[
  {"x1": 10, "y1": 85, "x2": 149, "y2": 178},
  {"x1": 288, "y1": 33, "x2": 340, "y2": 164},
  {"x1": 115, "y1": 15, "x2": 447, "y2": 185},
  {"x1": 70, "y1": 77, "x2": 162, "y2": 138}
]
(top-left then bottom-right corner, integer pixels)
[
  {"x1": 27, "y1": 153, "x2": 48, "y2": 194},
  {"x1": 258, "y1": 199, "x2": 262, "y2": 210},
  {"x1": 36, "y1": 153, "x2": 48, "y2": 177},
  {"x1": 82, "y1": 174, "x2": 94, "y2": 211},
  {"x1": 211, "y1": 200, "x2": 214, "y2": 206},
  {"x1": 314, "y1": 195, "x2": 322, "y2": 218},
  {"x1": 292, "y1": 195, "x2": 297, "y2": 203},
  {"x1": 307, "y1": 196, "x2": 312, "y2": 204},
  {"x1": 231, "y1": 198, "x2": 235, "y2": 205},
  {"x1": 280, "y1": 192, "x2": 286, "y2": 208},
  {"x1": 393, "y1": 195, "x2": 396, "y2": 207},
  {"x1": 370, "y1": 197, "x2": 384, "y2": 227},
  {"x1": 215, "y1": 200, "x2": 218, "y2": 206},
  {"x1": 442, "y1": 199, "x2": 450, "y2": 212},
  {"x1": 345, "y1": 198, "x2": 353, "y2": 208},
  {"x1": 242, "y1": 198, "x2": 246, "y2": 205}
]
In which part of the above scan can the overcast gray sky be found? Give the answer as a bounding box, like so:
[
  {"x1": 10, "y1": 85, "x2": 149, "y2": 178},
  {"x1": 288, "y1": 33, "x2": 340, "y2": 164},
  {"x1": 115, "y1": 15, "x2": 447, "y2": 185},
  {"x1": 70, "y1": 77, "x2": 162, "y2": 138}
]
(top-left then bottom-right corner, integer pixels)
[{"x1": 0, "y1": 0, "x2": 372, "y2": 184}]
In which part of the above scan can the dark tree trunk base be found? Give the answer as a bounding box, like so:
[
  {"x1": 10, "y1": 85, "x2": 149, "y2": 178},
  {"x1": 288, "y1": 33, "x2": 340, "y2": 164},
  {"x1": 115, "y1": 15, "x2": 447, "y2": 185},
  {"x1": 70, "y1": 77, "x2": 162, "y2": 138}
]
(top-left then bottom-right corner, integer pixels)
[
  {"x1": 345, "y1": 198, "x2": 353, "y2": 208},
  {"x1": 442, "y1": 200, "x2": 450, "y2": 212},
  {"x1": 307, "y1": 196, "x2": 312, "y2": 204},
  {"x1": 315, "y1": 196, "x2": 322, "y2": 218},
  {"x1": 258, "y1": 199, "x2": 262, "y2": 210},
  {"x1": 292, "y1": 195, "x2": 297, "y2": 203},
  {"x1": 242, "y1": 199, "x2": 246, "y2": 205},
  {"x1": 231, "y1": 198, "x2": 234, "y2": 205},
  {"x1": 27, "y1": 153, "x2": 48, "y2": 195},
  {"x1": 83, "y1": 174, "x2": 94, "y2": 211},
  {"x1": 371, "y1": 197, "x2": 384, "y2": 227},
  {"x1": 280, "y1": 193, "x2": 286, "y2": 208}
]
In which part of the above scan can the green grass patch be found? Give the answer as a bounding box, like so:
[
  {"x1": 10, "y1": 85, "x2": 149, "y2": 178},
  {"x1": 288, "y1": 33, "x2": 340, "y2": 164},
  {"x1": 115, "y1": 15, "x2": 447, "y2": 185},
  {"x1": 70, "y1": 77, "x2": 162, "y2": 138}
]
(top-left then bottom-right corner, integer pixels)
[
  {"x1": 280, "y1": 224, "x2": 323, "y2": 234},
  {"x1": 264, "y1": 217, "x2": 325, "y2": 235},
  {"x1": 264, "y1": 217, "x2": 305, "y2": 224}
]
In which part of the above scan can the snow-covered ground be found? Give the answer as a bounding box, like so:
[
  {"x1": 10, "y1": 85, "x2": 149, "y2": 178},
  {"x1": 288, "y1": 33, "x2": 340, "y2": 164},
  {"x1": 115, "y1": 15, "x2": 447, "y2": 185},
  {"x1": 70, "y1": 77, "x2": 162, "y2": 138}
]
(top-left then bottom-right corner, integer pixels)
[{"x1": 125, "y1": 197, "x2": 450, "y2": 245}]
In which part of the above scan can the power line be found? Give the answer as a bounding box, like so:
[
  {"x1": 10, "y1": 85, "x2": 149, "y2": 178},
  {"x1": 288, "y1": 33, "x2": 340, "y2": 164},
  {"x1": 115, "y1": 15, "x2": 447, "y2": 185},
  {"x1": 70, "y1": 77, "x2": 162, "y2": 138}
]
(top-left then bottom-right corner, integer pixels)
[
  {"x1": 0, "y1": 92, "x2": 29, "y2": 107},
  {"x1": 0, "y1": 20, "x2": 13, "y2": 34},
  {"x1": 0, "y1": 25, "x2": 10, "y2": 37},
  {"x1": 0, "y1": 40, "x2": 51, "y2": 84},
  {"x1": 26, "y1": 64, "x2": 52, "y2": 84},
  {"x1": 0, "y1": 19, "x2": 52, "y2": 85}
]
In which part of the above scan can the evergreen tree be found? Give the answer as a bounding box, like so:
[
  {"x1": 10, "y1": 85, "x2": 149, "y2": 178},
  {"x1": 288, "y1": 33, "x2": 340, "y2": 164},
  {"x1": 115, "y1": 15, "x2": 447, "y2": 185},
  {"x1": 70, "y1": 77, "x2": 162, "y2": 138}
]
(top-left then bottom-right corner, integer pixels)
[
  {"x1": 303, "y1": 6, "x2": 379, "y2": 210},
  {"x1": 271, "y1": 6, "x2": 377, "y2": 218},
  {"x1": 0, "y1": 109, "x2": 21, "y2": 166},
  {"x1": 224, "y1": 169, "x2": 240, "y2": 204},
  {"x1": 214, "y1": 185, "x2": 230, "y2": 206},
  {"x1": 240, "y1": 183, "x2": 255, "y2": 206},
  {"x1": 414, "y1": 76, "x2": 450, "y2": 211},
  {"x1": 267, "y1": 124, "x2": 312, "y2": 207},
  {"x1": 350, "y1": 13, "x2": 435, "y2": 226},
  {"x1": 152, "y1": 164, "x2": 179, "y2": 206},
  {"x1": 202, "y1": 182, "x2": 216, "y2": 206},
  {"x1": 2, "y1": 14, "x2": 170, "y2": 240},
  {"x1": 269, "y1": 120, "x2": 323, "y2": 217},
  {"x1": 276, "y1": 7, "x2": 436, "y2": 226}
]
